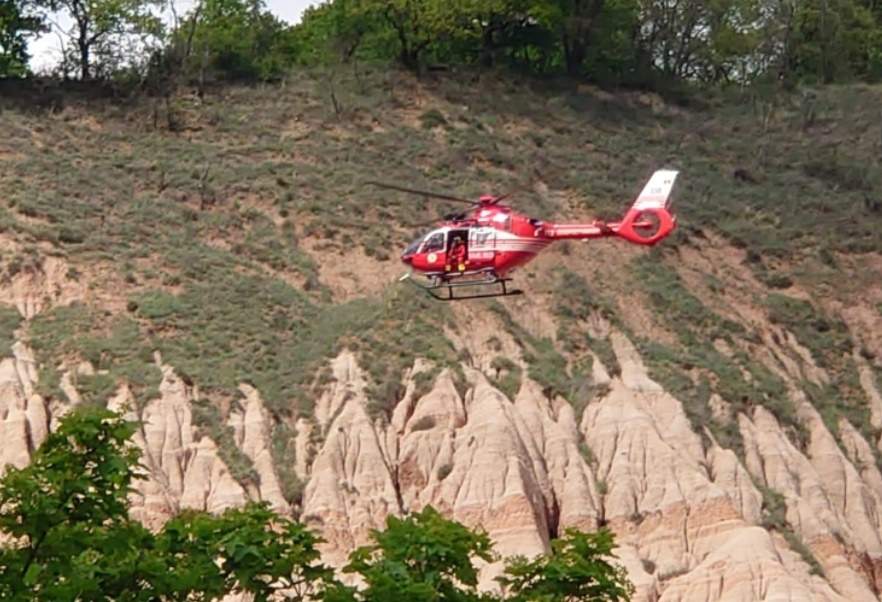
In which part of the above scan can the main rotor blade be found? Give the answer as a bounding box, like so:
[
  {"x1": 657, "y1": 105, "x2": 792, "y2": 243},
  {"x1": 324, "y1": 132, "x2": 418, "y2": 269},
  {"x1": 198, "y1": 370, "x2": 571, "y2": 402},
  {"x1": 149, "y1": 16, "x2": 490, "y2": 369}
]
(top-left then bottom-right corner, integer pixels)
[
  {"x1": 489, "y1": 183, "x2": 530, "y2": 204},
  {"x1": 367, "y1": 181, "x2": 477, "y2": 205},
  {"x1": 406, "y1": 211, "x2": 469, "y2": 228}
]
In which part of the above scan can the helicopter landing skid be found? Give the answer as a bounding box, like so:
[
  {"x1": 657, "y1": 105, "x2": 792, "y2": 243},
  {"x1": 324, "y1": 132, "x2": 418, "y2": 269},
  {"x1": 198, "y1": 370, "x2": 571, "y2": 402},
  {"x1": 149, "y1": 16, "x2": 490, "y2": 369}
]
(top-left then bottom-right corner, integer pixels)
[{"x1": 400, "y1": 272, "x2": 523, "y2": 301}]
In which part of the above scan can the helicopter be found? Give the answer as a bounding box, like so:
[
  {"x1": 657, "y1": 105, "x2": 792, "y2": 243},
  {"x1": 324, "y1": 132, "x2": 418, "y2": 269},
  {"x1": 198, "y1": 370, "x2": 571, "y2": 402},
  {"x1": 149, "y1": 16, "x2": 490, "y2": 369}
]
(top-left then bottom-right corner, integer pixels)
[{"x1": 370, "y1": 169, "x2": 679, "y2": 300}]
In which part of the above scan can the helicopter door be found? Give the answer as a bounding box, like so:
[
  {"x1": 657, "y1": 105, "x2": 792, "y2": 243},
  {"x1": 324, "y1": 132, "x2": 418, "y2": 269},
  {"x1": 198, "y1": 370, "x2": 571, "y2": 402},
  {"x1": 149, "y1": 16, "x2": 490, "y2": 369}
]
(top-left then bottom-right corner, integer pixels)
[
  {"x1": 446, "y1": 229, "x2": 469, "y2": 270},
  {"x1": 447, "y1": 230, "x2": 469, "y2": 252}
]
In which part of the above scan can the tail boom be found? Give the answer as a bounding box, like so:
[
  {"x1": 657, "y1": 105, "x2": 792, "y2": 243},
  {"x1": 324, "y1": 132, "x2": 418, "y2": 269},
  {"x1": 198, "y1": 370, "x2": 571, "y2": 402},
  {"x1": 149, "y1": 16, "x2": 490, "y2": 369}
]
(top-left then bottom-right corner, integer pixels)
[
  {"x1": 542, "y1": 221, "x2": 612, "y2": 240},
  {"x1": 544, "y1": 169, "x2": 678, "y2": 246}
]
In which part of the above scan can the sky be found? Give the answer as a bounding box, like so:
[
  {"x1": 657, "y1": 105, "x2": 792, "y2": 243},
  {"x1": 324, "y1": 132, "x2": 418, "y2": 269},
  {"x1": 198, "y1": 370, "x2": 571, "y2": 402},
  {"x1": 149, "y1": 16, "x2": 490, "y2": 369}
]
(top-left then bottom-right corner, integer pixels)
[{"x1": 29, "y1": 0, "x2": 319, "y2": 72}]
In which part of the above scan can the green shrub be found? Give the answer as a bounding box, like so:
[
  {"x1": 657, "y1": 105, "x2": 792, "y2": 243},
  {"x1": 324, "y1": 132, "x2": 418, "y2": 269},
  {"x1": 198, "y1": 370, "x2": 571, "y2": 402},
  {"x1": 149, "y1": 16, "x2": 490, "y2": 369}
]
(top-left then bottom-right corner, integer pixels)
[
  {"x1": 758, "y1": 483, "x2": 824, "y2": 576},
  {"x1": 412, "y1": 368, "x2": 441, "y2": 402},
  {"x1": 0, "y1": 304, "x2": 22, "y2": 357},
  {"x1": 76, "y1": 373, "x2": 118, "y2": 407},
  {"x1": 490, "y1": 302, "x2": 604, "y2": 411},
  {"x1": 762, "y1": 293, "x2": 875, "y2": 459},
  {"x1": 133, "y1": 291, "x2": 186, "y2": 320},
  {"x1": 355, "y1": 288, "x2": 459, "y2": 421},
  {"x1": 410, "y1": 415, "x2": 437, "y2": 432},
  {"x1": 578, "y1": 441, "x2": 596, "y2": 466},
  {"x1": 549, "y1": 269, "x2": 622, "y2": 380},
  {"x1": 437, "y1": 463, "x2": 453, "y2": 481},
  {"x1": 271, "y1": 423, "x2": 306, "y2": 507},
  {"x1": 630, "y1": 257, "x2": 809, "y2": 453},
  {"x1": 765, "y1": 293, "x2": 853, "y2": 368},
  {"x1": 803, "y1": 153, "x2": 871, "y2": 193},
  {"x1": 759, "y1": 271, "x2": 794, "y2": 289},
  {"x1": 490, "y1": 356, "x2": 522, "y2": 400},
  {"x1": 27, "y1": 306, "x2": 161, "y2": 408},
  {"x1": 758, "y1": 484, "x2": 787, "y2": 531},
  {"x1": 419, "y1": 109, "x2": 448, "y2": 129}
]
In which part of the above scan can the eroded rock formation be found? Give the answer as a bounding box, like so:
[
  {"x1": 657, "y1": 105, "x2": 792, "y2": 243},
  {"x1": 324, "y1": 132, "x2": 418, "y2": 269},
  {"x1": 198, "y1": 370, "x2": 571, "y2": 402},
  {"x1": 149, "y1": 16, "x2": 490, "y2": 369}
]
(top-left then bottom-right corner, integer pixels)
[{"x1": 3, "y1": 283, "x2": 882, "y2": 602}]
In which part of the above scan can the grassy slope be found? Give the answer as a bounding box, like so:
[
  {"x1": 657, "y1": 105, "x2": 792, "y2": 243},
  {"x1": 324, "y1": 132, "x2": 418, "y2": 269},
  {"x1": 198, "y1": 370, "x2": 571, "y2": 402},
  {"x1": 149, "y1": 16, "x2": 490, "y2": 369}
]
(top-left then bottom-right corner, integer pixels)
[{"x1": 1, "y1": 69, "x2": 881, "y2": 503}]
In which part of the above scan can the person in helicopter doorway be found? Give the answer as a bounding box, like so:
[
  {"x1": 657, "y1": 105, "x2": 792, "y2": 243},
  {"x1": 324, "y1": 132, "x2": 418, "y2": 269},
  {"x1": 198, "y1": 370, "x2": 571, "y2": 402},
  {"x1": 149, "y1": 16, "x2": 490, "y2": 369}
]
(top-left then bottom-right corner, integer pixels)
[{"x1": 447, "y1": 236, "x2": 467, "y2": 273}]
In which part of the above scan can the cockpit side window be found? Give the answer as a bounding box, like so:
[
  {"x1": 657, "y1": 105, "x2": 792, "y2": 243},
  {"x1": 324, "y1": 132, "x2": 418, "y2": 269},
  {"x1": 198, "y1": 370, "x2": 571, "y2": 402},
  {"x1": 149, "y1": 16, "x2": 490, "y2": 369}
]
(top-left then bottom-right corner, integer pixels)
[{"x1": 421, "y1": 233, "x2": 445, "y2": 253}]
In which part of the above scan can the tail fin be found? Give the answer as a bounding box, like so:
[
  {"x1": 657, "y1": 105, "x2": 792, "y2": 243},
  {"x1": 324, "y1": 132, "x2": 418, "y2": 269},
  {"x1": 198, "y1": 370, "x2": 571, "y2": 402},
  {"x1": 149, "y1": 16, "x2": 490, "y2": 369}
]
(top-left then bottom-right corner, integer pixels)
[
  {"x1": 614, "y1": 169, "x2": 678, "y2": 245},
  {"x1": 634, "y1": 169, "x2": 678, "y2": 211}
]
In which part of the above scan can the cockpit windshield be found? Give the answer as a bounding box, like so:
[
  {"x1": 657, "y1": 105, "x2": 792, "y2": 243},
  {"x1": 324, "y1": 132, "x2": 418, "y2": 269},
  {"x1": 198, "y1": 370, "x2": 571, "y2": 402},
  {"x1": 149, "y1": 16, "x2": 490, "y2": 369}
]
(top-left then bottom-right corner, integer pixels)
[{"x1": 403, "y1": 234, "x2": 425, "y2": 257}]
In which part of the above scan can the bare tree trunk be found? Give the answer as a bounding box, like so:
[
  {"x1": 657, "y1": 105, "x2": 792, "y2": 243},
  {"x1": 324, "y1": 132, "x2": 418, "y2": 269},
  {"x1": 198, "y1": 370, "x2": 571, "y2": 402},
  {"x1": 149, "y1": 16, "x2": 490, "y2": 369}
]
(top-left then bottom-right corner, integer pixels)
[
  {"x1": 878, "y1": 112, "x2": 882, "y2": 158},
  {"x1": 353, "y1": 58, "x2": 364, "y2": 93},
  {"x1": 78, "y1": 31, "x2": 90, "y2": 79},
  {"x1": 199, "y1": 46, "x2": 208, "y2": 99},
  {"x1": 165, "y1": 94, "x2": 176, "y2": 131},
  {"x1": 198, "y1": 165, "x2": 214, "y2": 210},
  {"x1": 564, "y1": 38, "x2": 586, "y2": 76},
  {"x1": 69, "y1": 0, "x2": 93, "y2": 81},
  {"x1": 327, "y1": 68, "x2": 342, "y2": 117},
  {"x1": 561, "y1": 0, "x2": 605, "y2": 77}
]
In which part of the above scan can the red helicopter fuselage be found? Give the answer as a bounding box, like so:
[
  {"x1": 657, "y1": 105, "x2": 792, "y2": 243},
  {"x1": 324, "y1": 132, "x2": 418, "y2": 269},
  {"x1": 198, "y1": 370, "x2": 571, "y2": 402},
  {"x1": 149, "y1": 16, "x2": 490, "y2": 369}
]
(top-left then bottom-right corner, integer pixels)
[{"x1": 401, "y1": 169, "x2": 679, "y2": 281}]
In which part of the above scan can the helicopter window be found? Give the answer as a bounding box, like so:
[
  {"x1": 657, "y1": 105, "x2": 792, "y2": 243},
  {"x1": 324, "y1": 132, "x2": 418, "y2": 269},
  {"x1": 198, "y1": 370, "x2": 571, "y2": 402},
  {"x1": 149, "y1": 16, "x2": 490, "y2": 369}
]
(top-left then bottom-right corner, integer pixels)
[
  {"x1": 473, "y1": 229, "x2": 493, "y2": 246},
  {"x1": 493, "y1": 212, "x2": 512, "y2": 231},
  {"x1": 422, "y1": 233, "x2": 445, "y2": 253}
]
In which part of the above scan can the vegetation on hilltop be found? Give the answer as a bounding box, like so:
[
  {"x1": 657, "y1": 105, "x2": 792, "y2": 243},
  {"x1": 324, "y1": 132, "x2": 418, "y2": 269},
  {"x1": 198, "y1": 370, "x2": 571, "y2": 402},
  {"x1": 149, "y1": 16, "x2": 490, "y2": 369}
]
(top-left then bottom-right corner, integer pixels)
[{"x1": 5, "y1": 0, "x2": 882, "y2": 88}]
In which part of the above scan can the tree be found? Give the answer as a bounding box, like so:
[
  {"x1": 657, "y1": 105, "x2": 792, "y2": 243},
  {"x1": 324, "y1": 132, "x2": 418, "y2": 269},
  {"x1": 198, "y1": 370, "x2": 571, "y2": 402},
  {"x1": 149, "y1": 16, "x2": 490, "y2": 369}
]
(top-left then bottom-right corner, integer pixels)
[
  {"x1": 296, "y1": 0, "x2": 382, "y2": 65},
  {"x1": 498, "y1": 528, "x2": 635, "y2": 601},
  {"x1": 0, "y1": 406, "x2": 337, "y2": 600},
  {"x1": 369, "y1": 0, "x2": 442, "y2": 71},
  {"x1": 251, "y1": 0, "x2": 882, "y2": 83},
  {"x1": 528, "y1": 0, "x2": 608, "y2": 75},
  {"x1": 0, "y1": 0, "x2": 43, "y2": 76},
  {"x1": 157, "y1": 504, "x2": 336, "y2": 601},
  {"x1": 0, "y1": 406, "x2": 144, "y2": 599},
  {"x1": 178, "y1": 0, "x2": 298, "y2": 81},
  {"x1": 333, "y1": 506, "x2": 496, "y2": 601},
  {"x1": 48, "y1": 0, "x2": 165, "y2": 79},
  {"x1": 789, "y1": 0, "x2": 879, "y2": 82}
]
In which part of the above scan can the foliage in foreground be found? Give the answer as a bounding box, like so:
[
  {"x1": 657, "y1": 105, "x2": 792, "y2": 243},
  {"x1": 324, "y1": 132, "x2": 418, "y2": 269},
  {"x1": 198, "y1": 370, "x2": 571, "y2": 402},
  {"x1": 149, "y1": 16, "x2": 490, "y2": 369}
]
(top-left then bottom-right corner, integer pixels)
[
  {"x1": 0, "y1": 406, "x2": 633, "y2": 601},
  {"x1": 0, "y1": 407, "x2": 336, "y2": 601}
]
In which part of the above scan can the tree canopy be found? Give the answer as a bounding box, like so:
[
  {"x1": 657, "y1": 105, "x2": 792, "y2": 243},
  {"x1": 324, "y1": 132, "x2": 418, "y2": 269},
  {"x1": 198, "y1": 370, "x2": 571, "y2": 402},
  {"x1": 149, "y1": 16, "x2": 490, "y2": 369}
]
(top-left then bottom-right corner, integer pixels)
[
  {"x1": 3, "y1": 0, "x2": 882, "y2": 84},
  {"x1": 289, "y1": 0, "x2": 882, "y2": 85},
  {"x1": 0, "y1": 406, "x2": 633, "y2": 601},
  {"x1": 0, "y1": 0, "x2": 42, "y2": 76}
]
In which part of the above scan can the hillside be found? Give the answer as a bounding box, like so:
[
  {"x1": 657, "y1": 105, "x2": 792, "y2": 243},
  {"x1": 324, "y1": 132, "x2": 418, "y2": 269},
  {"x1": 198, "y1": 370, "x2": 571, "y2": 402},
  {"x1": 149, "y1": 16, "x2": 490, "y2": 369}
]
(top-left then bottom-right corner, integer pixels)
[{"x1": 2, "y1": 69, "x2": 882, "y2": 600}]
